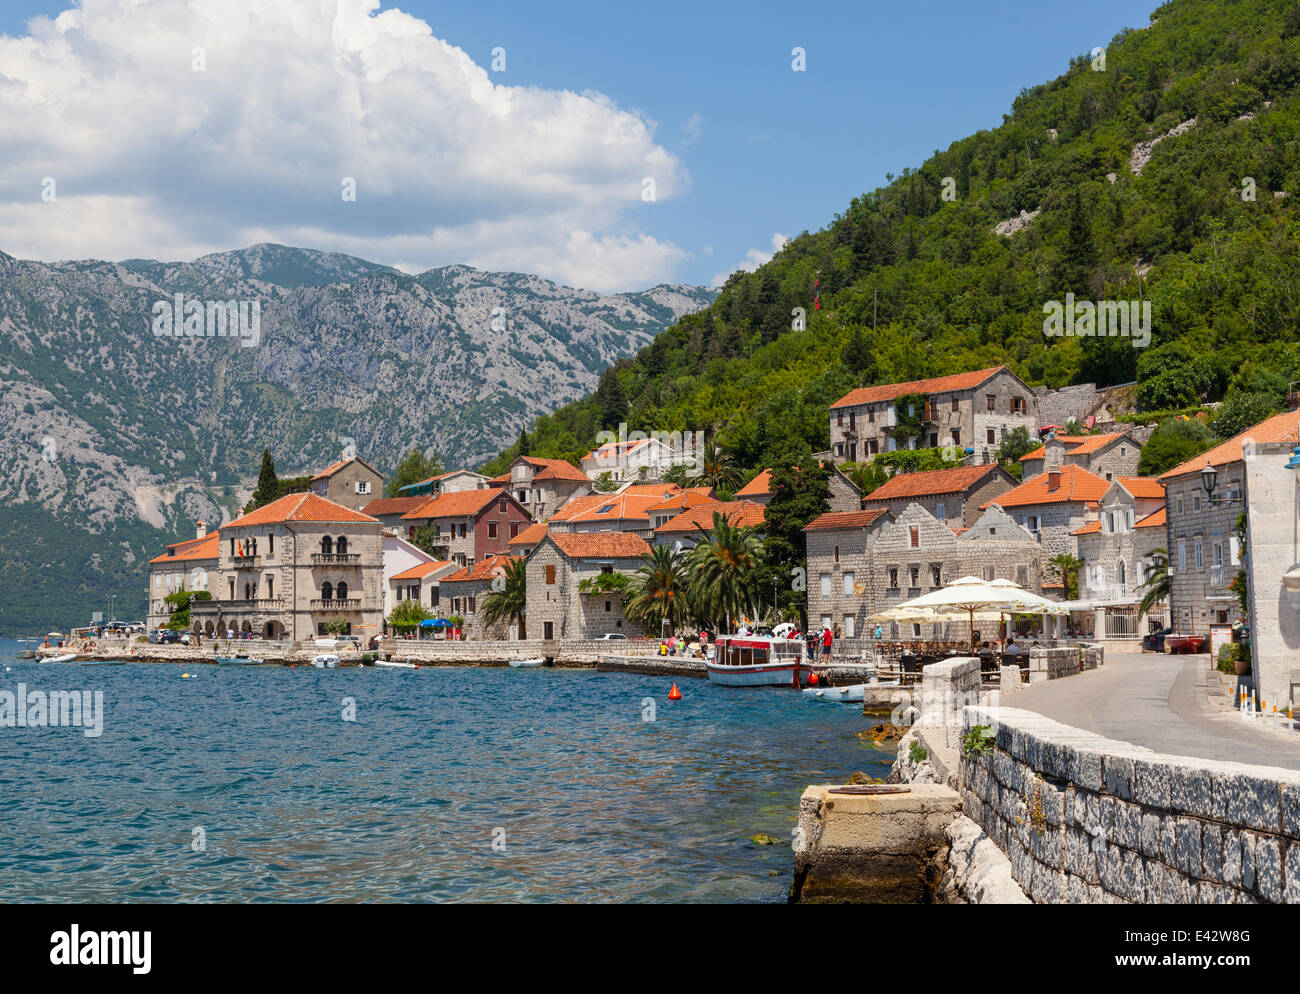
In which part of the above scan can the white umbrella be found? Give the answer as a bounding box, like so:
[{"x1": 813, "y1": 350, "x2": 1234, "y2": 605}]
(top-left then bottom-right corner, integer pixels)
[{"x1": 875, "y1": 576, "x2": 1052, "y2": 651}]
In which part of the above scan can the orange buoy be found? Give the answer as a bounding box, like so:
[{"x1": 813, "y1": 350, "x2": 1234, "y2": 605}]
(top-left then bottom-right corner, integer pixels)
[
  {"x1": 809, "y1": 672, "x2": 819, "y2": 686},
  {"x1": 668, "y1": 683, "x2": 682, "y2": 700}
]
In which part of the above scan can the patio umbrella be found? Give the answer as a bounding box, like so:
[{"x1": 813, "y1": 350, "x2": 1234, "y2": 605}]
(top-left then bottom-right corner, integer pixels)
[{"x1": 872, "y1": 576, "x2": 1051, "y2": 652}]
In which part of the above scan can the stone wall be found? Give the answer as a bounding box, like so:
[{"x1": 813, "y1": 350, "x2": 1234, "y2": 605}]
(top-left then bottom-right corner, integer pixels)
[
  {"x1": 1026, "y1": 644, "x2": 1102, "y2": 683},
  {"x1": 958, "y1": 705, "x2": 1300, "y2": 903}
]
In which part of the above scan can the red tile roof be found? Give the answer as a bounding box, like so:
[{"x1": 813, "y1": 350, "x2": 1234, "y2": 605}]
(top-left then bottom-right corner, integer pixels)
[
  {"x1": 863, "y1": 464, "x2": 1008, "y2": 501},
  {"x1": 547, "y1": 532, "x2": 651, "y2": 559},
  {"x1": 803, "y1": 509, "x2": 889, "y2": 532},
  {"x1": 148, "y1": 531, "x2": 220, "y2": 564},
  {"x1": 390, "y1": 559, "x2": 456, "y2": 581},
  {"x1": 1160, "y1": 409, "x2": 1300, "y2": 481},
  {"x1": 1116, "y1": 476, "x2": 1165, "y2": 500},
  {"x1": 980, "y1": 465, "x2": 1111, "y2": 508},
  {"x1": 830, "y1": 366, "x2": 1007, "y2": 409},
  {"x1": 509, "y1": 522, "x2": 549, "y2": 546},
  {"x1": 553, "y1": 492, "x2": 669, "y2": 525},
  {"x1": 1135, "y1": 507, "x2": 1167, "y2": 529},
  {"x1": 736, "y1": 470, "x2": 772, "y2": 498},
  {"x1": 489, "y1": 472, "x2": 511, "y2": 484},
  {"x1": 547, "y1": 494, "x2": 609, "y2": 522},
  {"x1": 645, "y1": 489, "x2": 715, "y2": 515},
  {"x1": 1019, "y1": 433, "x2": 1127, "y2": 462},
  {"x1": 401, "y1": 488, "x2": 510, "y2": 520},
  {"x1": 440, "y1": 554, "x2": 521, "y2": 583},
  {"x1": 227, "y1": 492, "x2": 379, "y2": 527},
  {"x1": 1070, "y1": 520, "x2": 1103, "y2": 536},
  {"x1": 360, "y1": 497, "x2": 428, "y2": 517},
  {"x1": 519, "y1": 456, "x2": 588, "y2": 482},
  {"x1": 654, "y1": 500, "x2": 767, "y2": 534}
]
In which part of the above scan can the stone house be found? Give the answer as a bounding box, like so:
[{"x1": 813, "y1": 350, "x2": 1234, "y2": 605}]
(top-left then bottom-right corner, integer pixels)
[
  {"x1": 398, "y1": 468, "x2": 491, "y2": 497},
  {"x1": 525, "y1": 532, "x2": 651, "y2": 641},
  {"x1": 579, "y1": 436, "x2": 678, "y2": 484},
  {"x1": 980, "y1": 465, "x2": 1111, "y2": 558},
  {"x1": 146, "y1": 523, "x2": 220, "y2": 629},
  {"x1": 504, "y1": 456, "x2": 590, "y2": 521},
  {"x1": 1070, "y1": 477, "x2": 1169, "y2": 638},
  {"x1": 387, "y1": 558, "x2": 459, "y2": 617},
  {"x1": 1019, "y1": 431, "x2": 1141, "y2": 482},
  {"x1": 439, "y1": 554, "x2": 522, "y2": 639},
  {"x1": 828, "y1": 365, "x2": 1039, "y2": 464},
  {"x1": 861, "y1": 463, "x2": 1018, "y2": 528},
  {"x1": 508, "y1": 522, "x2": 549, "y2": 558},
  {"x1": 309, "y1": 456, "x2": 385, "y2": 512},
  {"x1": 735, "y1": 467, "x2": 862, "y2": 511},
  {"x1": 189, "y1": 492, "x2": 385, "y2": 640},
  {"x1": 360, "y1": 497, "x2": 429, "y2": 530},
  {"x1": 1158, "y1": 409, "x2": 1300, "y2": 636},
  {"x1": 652, "y1": 500, "x2": 767, "y2": 548},
  {"x1": 400, "y1": 488, "x2": 532, "y2": 567}
]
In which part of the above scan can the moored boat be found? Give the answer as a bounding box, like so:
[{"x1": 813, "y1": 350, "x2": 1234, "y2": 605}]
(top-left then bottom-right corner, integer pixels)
[
  {"x1": 705, "y1": 626, "x2": 809, "y2": 687},
  {"x1": 42, "y1": 653, "x2": 78, "y2": 664},
  {"x1": 802, "y1": 682, "x2": 868, "y2": 703},
  {"x1": 375, "y1": 659, "x2": 418, "y2": 670},
  {"x1": 1166, "y1": 634, "x2": 1206, "y2": 654},
  {"x1": 508, "y1": 658, "x2": 545, "y2": 669},
  {"x1": 215, "y1": 655, "x2": 267, "y2": 666},
  {"x1": 311, "y1": 654, "x2": 340, "y2": 668}
]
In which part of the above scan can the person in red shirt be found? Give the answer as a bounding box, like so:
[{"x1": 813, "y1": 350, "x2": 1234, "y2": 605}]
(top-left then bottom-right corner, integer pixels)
[{"x1": 822, "y1": 626, "x2": 832, "y2": 660}]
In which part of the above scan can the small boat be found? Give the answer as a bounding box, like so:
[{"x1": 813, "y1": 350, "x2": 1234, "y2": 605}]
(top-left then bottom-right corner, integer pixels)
[
  {"x1": 42, "y1": 653, "x2": 78, "y2": 664},
  {"x1": 311, "y1": 654, "x2": 340, "y2": 668},
  {"x1": 1166, "y1": 634, "x2": 1206, "y2": 654},
  {"x1": 706, "y1": 625, "x2": 809, "y2": 687},
  {"x1": 215, "y1": 655, "x2": 267, "y2": 666},
  {"x1": 802, "y1": 683, "x2": 868, "y2": 703},
  {"x1": 375, "y1": 659, "x2": 418, "y2": 670},
  {"x1": 508, "y1": 658, "x2": 545, "y2": 669},
  {"x1": 17, "y1": 650, "x2": 35, "y2": 659}
]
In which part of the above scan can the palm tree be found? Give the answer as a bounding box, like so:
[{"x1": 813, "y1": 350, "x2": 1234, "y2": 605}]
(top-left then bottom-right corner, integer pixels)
[
  {"x1": 686, "y1": 512, "x2": 764, "y2": 631},
  {"x1": 699, "y1": 440, "x2": 744, "y2": 495},
  {"x1": 1049, "y1": 553, "x2": 1082, "y2": 600},
  {"x1": 624, "y1": 544, "x2": 688, "y2": 636},
  {"x1": 1138, "y1": 548, "x2": 1170, "y2": 617},
  {"x1": 480, "y1": 557, "x2": 528, "y2": 638}
]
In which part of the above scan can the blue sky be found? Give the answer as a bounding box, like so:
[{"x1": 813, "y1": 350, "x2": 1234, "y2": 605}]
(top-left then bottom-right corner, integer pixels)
[{"x1": 0, "y1": 0, "x2": 1158, "y2": 291}]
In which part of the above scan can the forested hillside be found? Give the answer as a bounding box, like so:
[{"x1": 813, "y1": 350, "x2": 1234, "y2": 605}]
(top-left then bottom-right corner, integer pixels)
[{"x1": 482, "y1": 0, "x2": 1300, "y2": 479}]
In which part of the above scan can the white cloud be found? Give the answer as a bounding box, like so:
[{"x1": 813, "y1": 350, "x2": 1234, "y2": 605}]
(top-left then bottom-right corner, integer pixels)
[
  {"x1": 681, "y1": 112, "x2": 703, "y2": 146},
  {"x1": 0, "y1": 0, "x2": 689, "y2": 292},
  {"x1": 711, "y1": 233, "x2": 789, "y2": 287}
]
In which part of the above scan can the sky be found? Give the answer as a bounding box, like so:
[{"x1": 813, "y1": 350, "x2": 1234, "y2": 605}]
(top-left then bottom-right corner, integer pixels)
[{"x1": 0, "y1": 0, "x2": 1158, "y2": 293}]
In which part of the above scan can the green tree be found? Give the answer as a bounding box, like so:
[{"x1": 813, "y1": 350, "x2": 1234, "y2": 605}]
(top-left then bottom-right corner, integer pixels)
[
  {"x1": 699, "y1": 440, "x2": 745, "y2": 495},
  {"x1": 891, "y1": 392, "x2": 928, "y2": 450},
  {"x1": 763, "y1": 455, "x2": 832, "y2": 625},
  {"x1": 387, "y1": 598, "x2": 431, "y2": 631},
  {"x1": 996, "y1": 426, "x2": 1038, "y2": 469},
  {"x1": 1049, "y1": 553, "x2": 1082, "y2": 600},
  {"x1": 838, "y1": 460, "x2": 889, "y2": 496},
  {"x1": 248, "y1": 449, "x2": 280, "y2": 511},
  {"x1": 1137, "y1": 548, "x2": 1170, "y2": 618},
  {"x1": 481, "y1": 557, "x2": 528, "y2": 638},
  {"x1": 625, "y1": 545, "x2": 689, "y2": 635},
  {"x1": 1136, "y1": 416, "x2": 1215, "y2": 476},
  {"x1": 686, "y1": 512, "x2": 765, "y2": 631},
  {"x1": 1211, "y1": 392, "x2": 1279, "y2": 441},
  {"x1": 592, "y1": 471, "x2": 619, "y2": 493},
  {"x1": 323, "y1": 617, "x2": 352, "y2": 635},
  {"x1": 387, "y1": 447, "x2": 445, "y2": 497},
  {"x1": 163, "y1": 588, "x2": 212, "y2": 630}
]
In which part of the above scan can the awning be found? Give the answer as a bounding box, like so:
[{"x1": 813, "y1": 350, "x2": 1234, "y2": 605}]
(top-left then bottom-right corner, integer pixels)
[
  {"x1": 1054, "y1": 598, "x2": 1140, "y2": 611},
  {"x1": 419, "y1": 618, "x2": 452, "y2": 627}
]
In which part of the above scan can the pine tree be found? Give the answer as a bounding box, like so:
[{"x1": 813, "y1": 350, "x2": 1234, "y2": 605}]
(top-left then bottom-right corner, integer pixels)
[{"x1": 249, "y1": 449, "x2": 279, "y2": 510}]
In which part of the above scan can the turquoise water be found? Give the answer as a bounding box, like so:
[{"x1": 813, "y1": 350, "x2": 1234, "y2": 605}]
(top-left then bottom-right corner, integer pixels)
[{"x1": 0, "y1": 638, "x2": 888, "y2": 903}]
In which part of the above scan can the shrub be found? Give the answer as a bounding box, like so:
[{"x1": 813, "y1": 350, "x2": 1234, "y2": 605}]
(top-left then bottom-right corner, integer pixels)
[
  {"x1": 908, "y1": 740, "x2": 928, "y2": 764},
  {"x1": 962, "y1": 723, "x2": 996, "y2": 758},
  {"x1": 1217, "y1": 642, "x2": 1243, "y2": 674}
]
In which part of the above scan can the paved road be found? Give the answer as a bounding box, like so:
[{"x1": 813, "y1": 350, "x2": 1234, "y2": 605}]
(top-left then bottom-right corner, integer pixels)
[{"x1": 1007, "y1": 650, "x2": 1300, "y2": 771}]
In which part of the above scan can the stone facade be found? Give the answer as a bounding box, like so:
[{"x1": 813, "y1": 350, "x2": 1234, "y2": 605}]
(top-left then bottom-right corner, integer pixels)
[
  {"x1": 1163, "y1": 470, "x2": 1242, "y2": 635},
  {"x1": 1075, "y1": 480, "x2": 1169, "y2": 635},
  {"x1": 401, "y1": 489, "x2": 532, "y2": 567},
  {"x1": 146, "y1": 525, "x2": 219, "y2": 629},
  {"x1": 1022, "y1": 432, "x2": 1141, "y2": 481},
  {"x1": 524, "y1": 533, "x2": 649, "y2": 641},
  {"x1": 1243, "y1": 442, "x2": 1300, "y2": 709},
  {"x1": 309, "y1": 456, "x2": 384, "y2": 512},
  {"x1": 861, "y1": 464, "x2": 1017, "y2": 528},
  {"x1": 505, "y1": 456, "x2": 590, "y2": 522}
]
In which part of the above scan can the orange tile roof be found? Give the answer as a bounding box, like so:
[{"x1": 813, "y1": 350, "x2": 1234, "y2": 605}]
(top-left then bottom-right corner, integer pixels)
[
  {"x1": 654, "y1": 500, "x2": 767, "y2": 534},
  {"x1": 1135, "y1": 507, "x2": 1167, "y2": 529},
  {"x1": 360, "y1": 497, "x2": 428, "y2": 517},
  {"x1": 227, "y1": 492, "x2": 379, "y2": 527},
  {"x1": 863, "y1": 464, "x2": 1008, "y2": 501},
  {"x1": 1160, "y1": 409, "x2": 1300, "y2": 481},
  {"x1": 736, "y1": 470, "x2": 772, "y2": 498},
  {"x1": 830, "y1": 366, "x2": 1007, "y2": 409},
  {"x1": 148, "y1": 531, "x2": 220, "y2": 564},
  {"x1": 311, "y1": 455, "x2": 378, "y2": 482},
  {"x1": 1116, "y1": 476, "x2": 1165, "y2": 500},
  {"x1": 1019, "y1": 433, "x2": 1127, "y2": 462},
  {"x1": 520, "y1": 456, "x2": 588, "y2": 482},
  {"x1": 548, "y1": 494, "x2": 609, "y2": 523},
  {"x1": 555, "y1": 492, "x2": 669, "y2": 525},
  {"x1": 618, "y1": 483, "x2": 686, "y2": 497},
  {"x1": 803, "y1": 509, "x2": 889, "y2": 532},
  {"x1": 646, "y1": 490, "x2": 715, "y2": 515},
  {"x1": 489, "y1": 472, "x2": 511, "y2": 484},
  {"x1": 390, "y1": 559, "x2": 456, "y2": 581},
  {"x1": 401, "y1": 488, "x2": 510, "y2": 520},
  {"x1": 582, "y1": 438, "x2": 656, "y2": 461},
  {"x1": 980, "y1": 465, "x2": 1111, "y2": 508},
  {"x1": 1070, "y1": 520, "x2": 1103, "y2": 536},
  {"x1": 440, "y1": 554, "x2": 521, "y2": 583},
  {"x1": 509, "y1": 522, "x2": 549, "y2": 546},
  {"x1": 547, "y1": 532, "x2": 651, "y2": 559}
]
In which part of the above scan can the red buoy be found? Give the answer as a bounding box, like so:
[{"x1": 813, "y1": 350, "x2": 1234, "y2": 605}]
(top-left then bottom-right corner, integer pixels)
[
  {"x1": 809, "y1": 672, "x2": 820, "y2": 686},
  {"x1": 668, "y1": 683, "x2": 682, "y2": 700}
]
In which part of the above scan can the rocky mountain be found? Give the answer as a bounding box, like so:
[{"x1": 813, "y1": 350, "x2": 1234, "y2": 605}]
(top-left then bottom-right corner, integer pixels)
[{"x1": 0, "y1": 244, "x2": 715, "y2": 631}]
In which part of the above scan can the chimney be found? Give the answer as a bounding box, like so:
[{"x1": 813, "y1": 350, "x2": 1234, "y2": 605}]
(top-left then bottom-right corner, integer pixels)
[
  {"x1": 196, "y1": 519, "x2": 207, "y2": 539},
  {"x1": 1044, "y1": 436, "x2": 1065, "y2": 472},
  {"x1": 1048, "y1": 471, "x2": 1062, "y2": 492}
]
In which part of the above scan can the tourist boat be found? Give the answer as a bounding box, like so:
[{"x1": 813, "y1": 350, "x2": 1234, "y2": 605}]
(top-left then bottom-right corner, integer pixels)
[
  {"x1": 215, "y1": 654, "x2": 267, "y2": 666},
  {"x1": 311, "y1": 654, "x2": 340, "y2": 668},
  {"x1": 705, "y1": 625, "x2": 810, "y2": 687},
  {"x1": 42, "y1": 653, "x2": 77, "y2": 664},
  {"x1": 375, "y1": 659, "x2": 418, "y2": 670},
  {"x1": 508, "y1": 658, "x2": 545, "y2": 669},
  {"x1": 802, "y1": 683, "x2": 868, "y2": 703},
  {"x1": 1166, "y1": 634, "x2": 1206, "y2": 654}
]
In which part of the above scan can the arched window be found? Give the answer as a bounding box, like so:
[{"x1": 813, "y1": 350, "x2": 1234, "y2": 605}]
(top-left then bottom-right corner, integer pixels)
[
  {"x1": 244, "y1": 581, "x2": 252, "y2": 600},
  {"x1": 321, "y1": 536, "x2": 334, "y2": 555},
  {"x1": 336, "y1": 536, "x2": 349, "y2": 555},
  {"x1": 321, "y1": 581, "x2": 334, "y2": 601},
  {"x1": 336, "y1": 581, "x2": 349, "y2": 600},
  {"x1": 1118, "y1": 561, "x2": 1126, "y2": 587},
  {"x1": 833, "y1": 545, "x2": 839, "y2": 563}
]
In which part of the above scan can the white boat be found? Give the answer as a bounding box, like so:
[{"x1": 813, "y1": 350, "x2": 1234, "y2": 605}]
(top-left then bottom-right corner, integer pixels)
[
  {"x1": 42, "y1": 653, "x2": 78, "y2": 664},
  {"x1": 375, "y1": 659, "x2": 418, "y2": 670},
  {"x1": 802, "y1": 682, "x2": 868, "y2": 703},
  {"x1": 705, "y1": 626, "x2": 809, "y2": 687},
  {"x1": 311, "y1": 654, "x2": 340, "y2": 668},
  {"x1": 508, "y1": 658, "x2": 545, "y2": 669}
]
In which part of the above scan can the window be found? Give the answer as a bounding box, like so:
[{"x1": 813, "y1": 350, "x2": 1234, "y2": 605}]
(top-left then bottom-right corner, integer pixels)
[
  {"x1": 820, "y1": 574, "x2": 831, "y2": 597},
  {"x1": 987, "y1": 429, "x2": 995, "y2": 444},
  {"x1": 499, "y1": 497, "x2": 507, "y2": 513},
  {"x1": 321, "y1": 581, "x2": 333, "y2": 600},
  {"x1": 833, "y1": 545, "x2": 840, "y2": 563},
  {"x1": 929, "y1": 432, "x2": 939, "y2": 448},
  {"x1": 889, "y1": 568, "x2": 899, "y2": 589},
  {"x1": 266, "y1": 576, "x2": 274, "y2": 599},
  {"x1": 1194, "y1": 496, "x2": 1201, "y2": 512},
  {"x1": 321, "y1": 536, "x2": 333, "y2": 555},
  {"x1": 545, "y1": 565, "x2": 556, "y2": 585},
  {"x1": 910, "y1": 526, "x2": 920, "y2": 548},
  {"x1": 544, "y1": 622, "x2": 554, "y2": 639},
  {"x1": 868, "y1": 408, "x2": 875, "y2": 424},
  {"x1": 605, "y1": 600, "x2": 611, "y2": 612},
  {"x1": 843, "y1": 571, "x2": 855, "y2": 596},
  {"x1": 1194, "y1": 541, "x2": 1203, "y2": 569},
  {"x1": 336, "y1": 536, "x2": 348, "y2": 555},
  {"x1": 843, "y1": 615, "x2": 855, "y2": 637},
  {"x1": 986, "y1": 395, "x2": 996, "y2": 412},
  {"x1": 459, "y1": 524, "x2": 467, "y2": 538},
  {"x1": 836, "y1": 410, "x2": 843, "y2": 426},
  {"x1": 1010, "y1": 397, "x2": 1025, "y2": 414},
  {"x1": 952, "y1": 430, "x2": 960, "y2": 446},
  {"x1": 268, "y1": 533, "x2": 274, "y2": 555},
  {"x1": 1230, "y1": 537, "x2": 1240, "y2": 565},
  {"x1": 1118, "y1": 561, "x2": 1126, "y2": 587},
  {"x1": 935, "y1": 503, "x2": 946, "y2": 520},
  {"x1": 983, "y1": 565, "x2": 995, "y2": 581},
  {"x1": 488, "y1": 521, "x2": 498, "y2": 539},
  {"x1": 469, "y1": 596, "x2": 476, "y2": 612},
  {"x1": 1177, "y1": 540, "x2": 1187, "y2": 571},
  {"x1": 354, "y1": 480, "x2": 371, "y2": 495},
  {"x1": 430, "y1": 586, "x2": 439, "y2": 607},
  {"x1": 951, "y1": 398, "x2": 959, "y2": 412},
  {"x1": 510, "y1": 522, "x2": 520, "y2": 539},
  {"x1": 336, "y1": 581, "x2": 349, "y2": 600},
  {"x1": 909, "y1": 566, "x2": 920, "y2": 587},
  {"x1": 835, "y1": 443, "x2": 843, "y2": 457}
]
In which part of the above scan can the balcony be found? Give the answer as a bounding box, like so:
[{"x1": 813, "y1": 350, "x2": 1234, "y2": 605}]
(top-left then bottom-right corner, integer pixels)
[
  {"x1": 312, "y1": 553, "x2": 361, "y2": 565},
  {"x1": 192, "y1": 598, "x2": 282, "y2": 614},
  {"x1": 231, "y1": 555, "x2": 261, "y2": 568},
  {"x1": 1210, "y1": 565, "x2": 1227, "y2": 587},
  {"x1": 311, "y1": 598, "x2": 362, "y2": 610}
]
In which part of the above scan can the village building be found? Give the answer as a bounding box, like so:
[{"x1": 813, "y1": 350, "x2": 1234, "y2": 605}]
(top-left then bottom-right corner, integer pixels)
[
  {"x1": 1068, "y1": 477, "x2": 1169, "y2": 640},
  {"x1": 525, "y1": 532, "x2": 651, "y2": 641},
  {"x1": 381, "y1": 531, "x2": 443, "y2": 618},
  {"x1": 803, "y1": 503, "x2": 1041, "y2": 640},
  {"x1": 644, "y1": 487, "x2": 718, "y2": 531},
  {"x1": 309, "y1": 456, "x2": 384, "y2": 512},
  {"x1": 828, "y1": 365, "x2": 1039, "y2": 464},
  {"x1": 579, "y1": 437, "x2": 678, "y2": 484},
  {"x1": 387, "y1": 558, "x2": 459, "y2": 616},
  {"x1": 438, "y1": 554, "x2": 522, "y2": 639},
  {"x1": 1019, "y1": 431, "x2": 1141, "y2": 481},
  {"x1": 508, "y1": 522, "x2": 549, "y2": 558},
  {"x1": 400, "y1": 488, "x2": 532, "y2": 567},
  {"x1": 1158, "y1": 409, "x2": 1300, "y2": 637},
  {"x1": 980, "y1": 464, "x2": 1111, "y2": 557},
  {"x1": 397, "y1": 469, "x2": 491, "y2": 498},
  {"x1": 545, "y1": 485, "x2": 702, "y2": 540},
  {"x1": 188, "y1": 492, "x2": 385, "y2": 640},
  {"x1": 735, "y1": 467, "x2": 863, "y2": 511},
  {"x1": 861, "y1": 463, "x2": 1018, "y2": 528},
  {"x1": 360, "y1": 496, "x2": 428, "y2": 530},
  {"x1": 146, "y1": 523, "x2": 220, "y2": 629},
  {"x1": 504, "y1": 456, "x2": 590, "y2": 521},
  {"x1": 652, "y1": 500, "x2": 767, "y2": 548}
]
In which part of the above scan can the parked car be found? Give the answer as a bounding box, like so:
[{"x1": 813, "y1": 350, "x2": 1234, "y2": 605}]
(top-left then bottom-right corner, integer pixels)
[
  {"x1": 596, "y1": 633, "x2": 628, "y2": 640},
  {"x1": 1142, "y1": 626, "x2": 1172, "y2": 653},
  {"x1": 155, "y1": 629, "x2": 183, "y2": 645}
]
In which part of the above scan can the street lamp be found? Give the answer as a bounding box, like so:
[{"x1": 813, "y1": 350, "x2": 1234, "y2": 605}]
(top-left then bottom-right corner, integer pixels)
[{"x1": 1200, "y1": 459, "x2": 1241, "y2": 506}]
